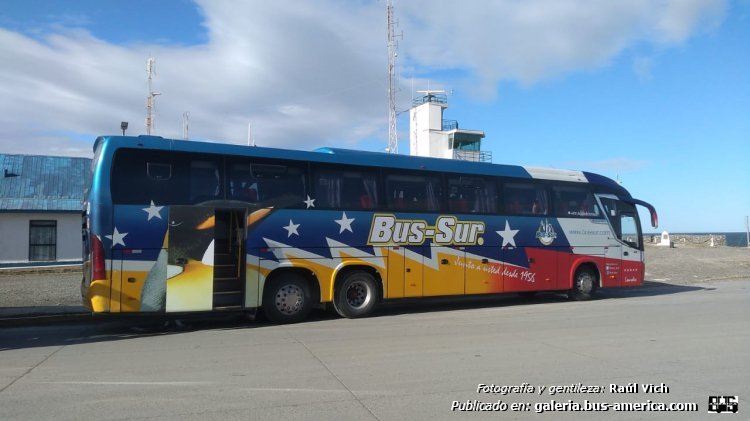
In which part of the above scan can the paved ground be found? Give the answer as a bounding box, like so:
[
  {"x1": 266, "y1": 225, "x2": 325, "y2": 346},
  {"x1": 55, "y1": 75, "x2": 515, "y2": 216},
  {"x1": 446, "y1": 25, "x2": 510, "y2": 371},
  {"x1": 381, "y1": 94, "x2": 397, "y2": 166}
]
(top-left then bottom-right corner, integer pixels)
[
  {"x1": 1, "y1": 245, "x2": 748, "y2": 315},
  {"x1": 0, "y1": 280, "x2": 748, "y2": 420}
]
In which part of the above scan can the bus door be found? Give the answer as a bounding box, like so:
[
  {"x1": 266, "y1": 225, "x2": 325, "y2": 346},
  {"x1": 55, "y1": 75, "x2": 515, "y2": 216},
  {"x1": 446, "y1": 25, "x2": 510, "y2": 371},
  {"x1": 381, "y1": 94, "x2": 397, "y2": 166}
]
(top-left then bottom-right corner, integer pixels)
[
  {"x1": 212, "y1": 209, "x2": 247, "y2": 309},
  {"x1": 598, "y1": 196, "x2": 624, "y2": 286},
  {"x1": 403, "y1": 246, "x2": 424, "y2": 297},
  {"x1": 598, "y1": 197, "x2": 643, "y2": 286},
  {"x1": 617, "y1": 206, "x2": 643, "y2": 285},
  {"x1": 386, "y1": 246, "x2": 405, "y2": 298},
  {"x1": 166, "y1": 206, "x2": 215, "y2": 312}
]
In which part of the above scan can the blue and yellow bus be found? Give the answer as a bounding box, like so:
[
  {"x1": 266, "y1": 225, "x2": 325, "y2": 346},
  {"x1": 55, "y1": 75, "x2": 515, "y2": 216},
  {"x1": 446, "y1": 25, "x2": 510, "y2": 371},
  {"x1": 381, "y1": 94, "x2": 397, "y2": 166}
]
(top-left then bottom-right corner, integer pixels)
[{"x1": 82, "y1": 135, "x2": 657, "y2": 323}]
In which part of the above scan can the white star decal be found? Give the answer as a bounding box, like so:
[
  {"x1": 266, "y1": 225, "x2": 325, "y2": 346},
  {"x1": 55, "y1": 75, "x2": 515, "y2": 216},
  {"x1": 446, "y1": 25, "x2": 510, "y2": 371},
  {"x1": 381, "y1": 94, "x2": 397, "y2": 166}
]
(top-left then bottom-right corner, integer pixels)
[
  {"x1": 142, "y1": 200, "x2": 164, "y2": 221},
  {"x1": 105, "y1": 227, "x2": 128, "y2": 247},
  {"x1": 303, "y1": 195, "x2": 316, "y2": 209},
  {"x1": 496, "y1": 220, "x2": 519, "y2": 248},
  {"x1": 283, "y1": 219, "x2": 300, "y2": 237},
  {"x1": 334, "y1": 212, "x2": 355, "y2": 234}
]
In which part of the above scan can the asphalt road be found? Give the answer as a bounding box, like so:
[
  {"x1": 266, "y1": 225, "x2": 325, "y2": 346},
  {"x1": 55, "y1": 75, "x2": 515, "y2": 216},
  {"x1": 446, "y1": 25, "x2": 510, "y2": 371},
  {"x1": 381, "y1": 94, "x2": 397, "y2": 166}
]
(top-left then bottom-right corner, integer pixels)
[{"x1": 1, "y1": 280, "x2": 748, "y2": 420}]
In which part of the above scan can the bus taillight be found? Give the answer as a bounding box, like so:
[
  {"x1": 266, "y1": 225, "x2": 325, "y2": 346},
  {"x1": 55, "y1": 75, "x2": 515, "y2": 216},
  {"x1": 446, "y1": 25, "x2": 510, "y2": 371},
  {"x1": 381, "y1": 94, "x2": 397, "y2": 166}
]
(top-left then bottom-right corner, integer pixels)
[{"x1": 91, "y1": 234, "x2": 106, "y2": 280}]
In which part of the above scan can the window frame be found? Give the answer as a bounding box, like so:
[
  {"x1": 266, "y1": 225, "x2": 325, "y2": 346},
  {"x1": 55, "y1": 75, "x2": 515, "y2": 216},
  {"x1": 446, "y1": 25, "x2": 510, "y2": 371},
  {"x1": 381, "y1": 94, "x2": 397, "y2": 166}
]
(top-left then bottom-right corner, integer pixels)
[
  {"x1": 501, "y1": 180, "x2": 550, "y2": 216},
  {"x1": 446, "y1": 174, "x2": 498, "y2": 214},
  {"x1": 29, "y1": 220, "x2": 57, "y2": 261},
  {"x1": 225, "y1": 156, "x2": 307, "y2": 208},
  {"x1": 383, "y1": 169, "x2": 443, "y2": 213},
  {"x1": 311, "y1": 164, "x2": 379, "y2": 211},
  {"x1": 551, "y1": 183, "x2": 603, "y2": 219}
]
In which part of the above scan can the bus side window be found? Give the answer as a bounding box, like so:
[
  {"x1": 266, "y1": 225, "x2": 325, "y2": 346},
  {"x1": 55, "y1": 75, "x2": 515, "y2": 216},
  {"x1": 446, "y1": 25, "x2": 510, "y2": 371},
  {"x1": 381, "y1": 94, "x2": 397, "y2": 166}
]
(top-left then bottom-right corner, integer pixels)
[
  {"x1": 504, "y1": 183, "x2": 547, "y2": 215},
  {"x1": 227, "y1": 164, "x2": 258, "y2": 203},
  {"x1": 448, "y1": 176, "x2": 497, "y2": 214},
  {"x1": 112, "y1": 148, "x2": 183, "y2": 205},
  {"x1": 552, "y1": 186, "x2": 601, "y2": 218},
  {"x1": 385, "y1": 172, "x2": 441, "y2": 212},
  {"x1": 227, "y1": 161, "x2": 305, "y2": 208},
  {"x1": 189, "y1": 160, "x2": 222, "y2": 203},
  {"x1": 313, "y1": 168, "x2": 378, "y2": 210}
]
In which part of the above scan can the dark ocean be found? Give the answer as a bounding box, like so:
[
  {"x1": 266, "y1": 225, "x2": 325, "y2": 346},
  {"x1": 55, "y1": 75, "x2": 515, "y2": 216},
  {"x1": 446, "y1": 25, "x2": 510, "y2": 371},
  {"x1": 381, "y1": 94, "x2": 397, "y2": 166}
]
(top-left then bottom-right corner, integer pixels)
[{"x1": 714, "y1": 232, "x2": 748, "y2": 247}]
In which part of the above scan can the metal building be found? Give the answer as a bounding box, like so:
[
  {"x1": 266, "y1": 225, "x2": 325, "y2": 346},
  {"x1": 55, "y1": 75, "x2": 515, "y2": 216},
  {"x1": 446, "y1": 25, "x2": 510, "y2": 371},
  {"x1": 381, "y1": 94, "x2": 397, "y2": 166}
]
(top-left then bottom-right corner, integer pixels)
[{"x1": 0, "y1": 153, "x2": 91, "y2": 267}]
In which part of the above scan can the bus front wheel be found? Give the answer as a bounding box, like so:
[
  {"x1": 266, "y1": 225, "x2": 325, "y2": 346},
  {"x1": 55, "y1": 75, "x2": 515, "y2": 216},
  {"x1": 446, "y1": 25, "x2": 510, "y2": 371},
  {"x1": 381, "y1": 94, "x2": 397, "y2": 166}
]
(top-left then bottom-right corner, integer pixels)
[
  {"x1": 334, "y1": 270, "x2": 379, "y2": 318},
  {"x1": 263, "y1": 273, "x2": 313, "y2": 324},
  {"x1": 570, "y1": 267, "x2": 597, "y2": 301}
]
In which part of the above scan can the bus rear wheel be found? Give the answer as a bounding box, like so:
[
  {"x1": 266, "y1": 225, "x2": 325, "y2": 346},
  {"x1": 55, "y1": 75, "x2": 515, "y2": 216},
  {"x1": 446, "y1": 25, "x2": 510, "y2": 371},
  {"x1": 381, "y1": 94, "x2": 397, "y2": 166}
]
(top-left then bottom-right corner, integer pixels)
[
  {"x1": 570, "y1": 267, "x2": 597, "y2": 301},
  {"x1": 334, "y1": 270, "x2": 379, "y2": 318},
  {"x1": 263, "y1": 273, "x2": 312, "y2": 324}
]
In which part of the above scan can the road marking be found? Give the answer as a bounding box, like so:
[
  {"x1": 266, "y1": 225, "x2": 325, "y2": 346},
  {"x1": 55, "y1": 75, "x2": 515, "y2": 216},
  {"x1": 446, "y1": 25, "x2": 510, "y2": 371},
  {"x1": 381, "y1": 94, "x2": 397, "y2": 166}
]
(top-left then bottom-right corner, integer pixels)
[{"x1": 39, "y1": 381, "x2": 211, "y2": 386}]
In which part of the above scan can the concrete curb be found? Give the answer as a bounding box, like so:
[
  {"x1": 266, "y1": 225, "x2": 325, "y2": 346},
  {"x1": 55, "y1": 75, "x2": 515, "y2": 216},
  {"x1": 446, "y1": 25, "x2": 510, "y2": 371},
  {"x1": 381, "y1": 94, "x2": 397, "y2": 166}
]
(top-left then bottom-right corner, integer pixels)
[
  {"x1": 0, "y1": 265, "x2": 82, "y2": 276},
  {"x1": 0, "y1": 312, "x2": 92, "y2": 327}
]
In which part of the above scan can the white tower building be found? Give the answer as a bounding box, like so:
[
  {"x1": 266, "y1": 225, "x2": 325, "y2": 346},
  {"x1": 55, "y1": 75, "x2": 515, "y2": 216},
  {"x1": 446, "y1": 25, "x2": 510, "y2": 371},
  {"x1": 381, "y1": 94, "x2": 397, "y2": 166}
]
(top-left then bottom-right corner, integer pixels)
[{"x1": 409, "y1": 90, "x2": 490, "y2": 162}]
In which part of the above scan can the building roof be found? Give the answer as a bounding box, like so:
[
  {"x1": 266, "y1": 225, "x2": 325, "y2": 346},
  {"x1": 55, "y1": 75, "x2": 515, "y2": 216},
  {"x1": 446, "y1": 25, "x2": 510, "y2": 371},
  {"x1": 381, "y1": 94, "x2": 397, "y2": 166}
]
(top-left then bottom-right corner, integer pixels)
[{"x1": 0, "y1": 154, "x2": 91, "y2": 212}]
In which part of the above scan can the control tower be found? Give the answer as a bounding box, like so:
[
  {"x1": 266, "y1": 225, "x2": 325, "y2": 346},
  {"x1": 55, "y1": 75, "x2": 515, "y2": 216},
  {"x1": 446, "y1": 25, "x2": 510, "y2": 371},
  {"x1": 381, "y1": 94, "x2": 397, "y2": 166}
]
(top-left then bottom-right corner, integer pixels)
[{"x1": 409, "y1": 90, "x2": 491, "y2": 162}]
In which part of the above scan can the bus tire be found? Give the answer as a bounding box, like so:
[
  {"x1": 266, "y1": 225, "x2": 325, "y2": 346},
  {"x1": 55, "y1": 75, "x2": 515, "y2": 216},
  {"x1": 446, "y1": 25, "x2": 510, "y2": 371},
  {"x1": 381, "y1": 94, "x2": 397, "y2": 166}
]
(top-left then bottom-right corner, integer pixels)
[
  {"x1": 263, "y1": 273, "x2": 312, "y2": 324},
  {"x1": 334, "y1": 270, "x2": 379, "y2": 318},
  {"x1": 570, "y1": 267, "x2": 597, "y2": 301}
]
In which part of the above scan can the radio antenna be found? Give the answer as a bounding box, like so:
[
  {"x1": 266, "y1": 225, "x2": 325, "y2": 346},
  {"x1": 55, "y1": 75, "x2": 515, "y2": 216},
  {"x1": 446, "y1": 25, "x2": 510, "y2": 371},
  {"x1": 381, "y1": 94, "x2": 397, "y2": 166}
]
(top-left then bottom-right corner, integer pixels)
[
  {"x1": 386, "y1": 0, "x2": 402, "y2": 154},
  {"x1": 145, "y1": 57, "x2": 161, "y2": 135},
  {"x1": 182, "y1": 111, "x2": 189, "y2": 140}
]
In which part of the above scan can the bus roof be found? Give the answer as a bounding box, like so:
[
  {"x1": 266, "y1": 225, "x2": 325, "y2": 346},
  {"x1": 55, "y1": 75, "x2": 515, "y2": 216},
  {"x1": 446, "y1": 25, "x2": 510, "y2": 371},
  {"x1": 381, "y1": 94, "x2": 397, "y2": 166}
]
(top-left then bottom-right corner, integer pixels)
[{"x1": 94, "y1": 135, "x2": 630, "y2": 197}]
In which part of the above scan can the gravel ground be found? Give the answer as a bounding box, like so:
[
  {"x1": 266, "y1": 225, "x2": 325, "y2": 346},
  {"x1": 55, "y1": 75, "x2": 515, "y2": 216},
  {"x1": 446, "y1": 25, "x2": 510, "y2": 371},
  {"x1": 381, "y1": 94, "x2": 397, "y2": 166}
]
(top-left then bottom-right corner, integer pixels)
[
  {"x1": 0, "y1": 270, "x2": 83, "y2": 308},
  {"x1": 644, "y1": 244, "x2": 750, "y2": 284},
  {"x1": 0, "y1": 245, "x2": 748, "y2": 309}
]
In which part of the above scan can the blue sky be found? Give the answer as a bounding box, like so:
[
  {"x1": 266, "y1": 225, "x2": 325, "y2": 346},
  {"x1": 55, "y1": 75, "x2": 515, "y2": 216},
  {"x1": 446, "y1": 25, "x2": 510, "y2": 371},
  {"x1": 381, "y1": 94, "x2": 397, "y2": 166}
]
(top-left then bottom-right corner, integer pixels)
[{"x1": 0, "y1": 0, "x2": 748, "y2": 232}]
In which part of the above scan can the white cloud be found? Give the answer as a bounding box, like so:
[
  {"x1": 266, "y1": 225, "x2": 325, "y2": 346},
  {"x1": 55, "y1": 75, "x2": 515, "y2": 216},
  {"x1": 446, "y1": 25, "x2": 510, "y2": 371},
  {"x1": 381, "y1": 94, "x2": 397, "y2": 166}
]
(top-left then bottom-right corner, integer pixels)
[
  {"x1": 399, "y1": 0, "x2": 726, "y2": 95},
  {"x1": 0, "y1": 0, "x2": 728, "y2": 157}
]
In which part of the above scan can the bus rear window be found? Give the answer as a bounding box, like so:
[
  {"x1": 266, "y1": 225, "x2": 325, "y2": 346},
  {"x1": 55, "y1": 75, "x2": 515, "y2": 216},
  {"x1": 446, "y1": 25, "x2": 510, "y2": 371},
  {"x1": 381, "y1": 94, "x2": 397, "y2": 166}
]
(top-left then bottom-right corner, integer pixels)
[
  {"x1": 147, "y1": 163, "x2": 172, "y2": 181},
  {"x1": 112, "y1": 149, "x2": 221, "y2": 205}
]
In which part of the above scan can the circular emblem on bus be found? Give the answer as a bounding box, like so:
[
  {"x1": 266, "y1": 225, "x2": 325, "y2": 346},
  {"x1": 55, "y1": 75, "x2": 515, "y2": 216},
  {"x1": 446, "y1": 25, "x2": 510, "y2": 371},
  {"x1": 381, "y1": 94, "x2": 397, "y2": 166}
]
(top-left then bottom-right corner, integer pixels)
[{"x1": 535, "y1": 219, "x2": 557, "y2": 246}]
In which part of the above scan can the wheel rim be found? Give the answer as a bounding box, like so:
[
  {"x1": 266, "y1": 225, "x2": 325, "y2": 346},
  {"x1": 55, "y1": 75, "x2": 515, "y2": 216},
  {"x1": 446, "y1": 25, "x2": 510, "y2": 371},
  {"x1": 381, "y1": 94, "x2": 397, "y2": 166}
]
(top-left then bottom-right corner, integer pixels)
[
  {"x1": 576, "y1": 272, "x2": 594, "y2": 294},
  {"x1": 275, "y1": 284, "x2": 304, "y2": 316},
  {"x1": 345, "y1": 280, "x2": 371, "y2": 309}
]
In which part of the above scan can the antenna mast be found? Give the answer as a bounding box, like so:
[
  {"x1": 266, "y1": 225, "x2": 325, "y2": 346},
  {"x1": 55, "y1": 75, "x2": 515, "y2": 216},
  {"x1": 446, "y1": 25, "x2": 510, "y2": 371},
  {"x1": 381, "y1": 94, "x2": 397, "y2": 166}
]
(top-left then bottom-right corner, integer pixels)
[
  {"x1": 387, "y1": 0, "x2": 401, "y2": 154},
  {"x1": 182, "y1": 112, "x2": 189, "y2": 140},
  {"x1": 145, "y1": 57, "x2": 161, "y2": 135},
  {"x1": 247, "y1": 122, "x2": 255, "y2": 146}
]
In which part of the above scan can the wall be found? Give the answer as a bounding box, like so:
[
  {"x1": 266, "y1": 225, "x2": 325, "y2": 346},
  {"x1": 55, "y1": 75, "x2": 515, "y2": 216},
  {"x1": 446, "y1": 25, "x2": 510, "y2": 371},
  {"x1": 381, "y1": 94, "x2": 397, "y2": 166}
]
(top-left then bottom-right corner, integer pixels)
[
  {"x1": 0, "y1": 212, "x2": 81, "y2": 264},
  {"x1": 644, "y1": 234, "x2": 727, "y2": 247}
]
